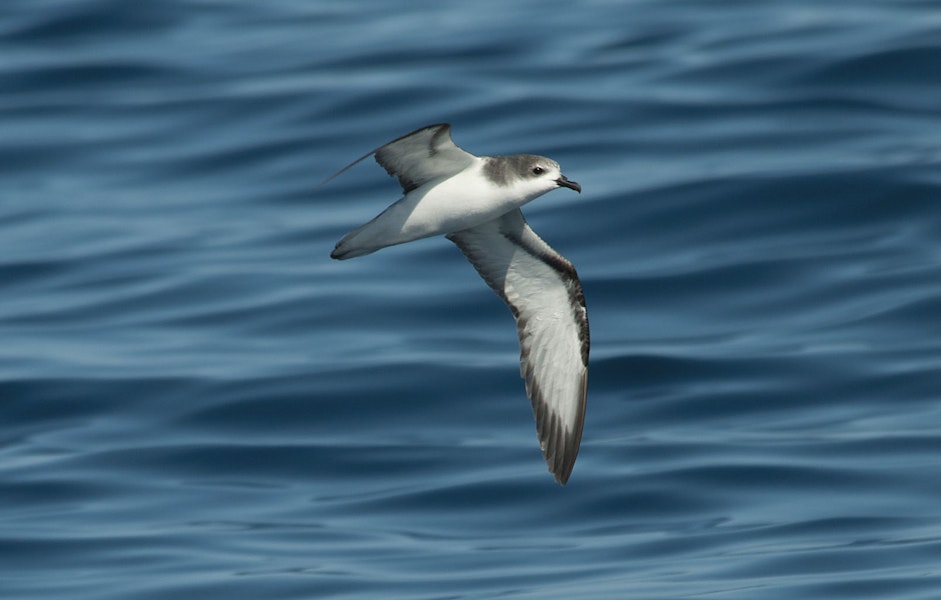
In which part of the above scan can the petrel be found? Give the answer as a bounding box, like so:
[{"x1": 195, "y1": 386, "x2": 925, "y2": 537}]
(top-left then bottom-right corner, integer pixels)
[{"x1": 324, "y1": 124, "x2": 588, "y2": 484}]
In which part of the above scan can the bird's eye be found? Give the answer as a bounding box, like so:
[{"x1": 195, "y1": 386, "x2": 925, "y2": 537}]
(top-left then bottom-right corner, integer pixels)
[{"x1": 532, "y1": 166, "x2": 545, "y2": 175}]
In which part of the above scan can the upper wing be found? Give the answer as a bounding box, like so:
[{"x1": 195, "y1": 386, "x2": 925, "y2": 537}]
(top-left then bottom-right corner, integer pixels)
[
  {"x1": 319, "y1": 123, "x2": 477, "y2": 193},
  {"x1": 447, "y1": 209, "x2": 589, "y2": 484}
]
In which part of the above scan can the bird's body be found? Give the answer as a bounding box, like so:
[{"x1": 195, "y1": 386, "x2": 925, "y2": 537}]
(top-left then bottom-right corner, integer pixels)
[
  {"x1": 332, "y1": 158, "x2": 530, "y2": 259},
  {"x1": 324, "y1": 124, "x2": 588, "y2": 484}
]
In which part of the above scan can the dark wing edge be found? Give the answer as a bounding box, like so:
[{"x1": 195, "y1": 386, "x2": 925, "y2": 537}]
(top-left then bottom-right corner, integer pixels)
[
  {"x1": 528, "y1": 357, "x2": 588, "y2": 485},
  {"x1": 448, "y1": 209, "x2": 589, "y2": 485},
  {"x1": 516, "y1": 223, "x2": 589, "y2": 484},
  {"x1": 316, "y1": 123, "x2": 454, "y2": 192}
]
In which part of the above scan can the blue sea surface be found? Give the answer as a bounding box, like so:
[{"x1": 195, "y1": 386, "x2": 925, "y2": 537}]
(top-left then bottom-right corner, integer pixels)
[{"x1": 3, "y1": 1, "x2": 941, "y2": 598}]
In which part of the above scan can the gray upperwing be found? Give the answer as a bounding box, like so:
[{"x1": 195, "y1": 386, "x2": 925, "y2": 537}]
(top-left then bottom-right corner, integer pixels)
[
  {"x1": 447, "y1": 209, "x2": 589, "y2": 484},
  {"x1": 319, "y1": 123, "x2": 477, "y2": 193}
]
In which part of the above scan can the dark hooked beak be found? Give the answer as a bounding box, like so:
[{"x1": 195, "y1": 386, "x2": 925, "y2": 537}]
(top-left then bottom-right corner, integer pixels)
[{"x1": 556, "y1": 175, "x2": 581, "y2": 193}]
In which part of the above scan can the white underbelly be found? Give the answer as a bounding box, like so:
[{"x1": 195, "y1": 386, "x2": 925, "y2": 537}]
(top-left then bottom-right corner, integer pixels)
[{"x1": 401, "y1": 171, "x2": 519, "y2": 238}]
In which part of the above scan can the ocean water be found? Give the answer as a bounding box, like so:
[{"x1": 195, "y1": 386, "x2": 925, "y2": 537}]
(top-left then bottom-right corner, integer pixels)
[{"x1": 3, "y1": 1, "x2": 941, "y2": 598}]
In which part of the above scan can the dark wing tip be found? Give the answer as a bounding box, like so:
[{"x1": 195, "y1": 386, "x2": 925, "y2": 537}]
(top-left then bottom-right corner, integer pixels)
[
  {"x1": 448, "y1": 210, "x2": 589, "y2": 486},
  {"x1": 378, "y1": 123, "x2": 452, "y2": 148},
  {"x1": 317, "y1": 123, "x2": 454, "y2": 190},
  {"x1": 529, "y1": 368, "x2": 587, "y2": 486},
  {"x1": 373, "y1": 123, "x2": 455, "y2": 193}
]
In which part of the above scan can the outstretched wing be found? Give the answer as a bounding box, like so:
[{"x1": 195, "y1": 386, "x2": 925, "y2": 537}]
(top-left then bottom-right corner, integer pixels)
[
  {"x1": 319, "y1": 123, "x2": 477, "y2": 193},
  {"x1": 448, "y1": 209, "x2": 589, "y2": 485}
]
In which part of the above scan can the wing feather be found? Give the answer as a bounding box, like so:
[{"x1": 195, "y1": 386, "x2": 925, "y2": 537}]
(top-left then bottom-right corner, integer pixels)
[
  {"x1": 319, "y1": 123, "x2": 477, "y2": 193},
  {"x1": 448, "y1": 209, "x2": 589, "y2": 484}
]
